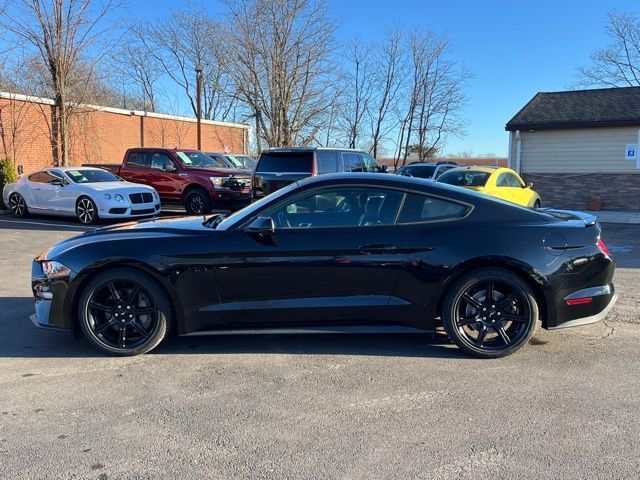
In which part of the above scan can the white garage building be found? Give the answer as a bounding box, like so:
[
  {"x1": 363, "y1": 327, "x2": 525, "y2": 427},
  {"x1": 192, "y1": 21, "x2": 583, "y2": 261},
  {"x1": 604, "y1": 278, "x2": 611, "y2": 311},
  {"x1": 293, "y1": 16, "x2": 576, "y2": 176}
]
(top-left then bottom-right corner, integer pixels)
[{"x1": 506, "y1": 86, "x2": 640, "y2": 211}]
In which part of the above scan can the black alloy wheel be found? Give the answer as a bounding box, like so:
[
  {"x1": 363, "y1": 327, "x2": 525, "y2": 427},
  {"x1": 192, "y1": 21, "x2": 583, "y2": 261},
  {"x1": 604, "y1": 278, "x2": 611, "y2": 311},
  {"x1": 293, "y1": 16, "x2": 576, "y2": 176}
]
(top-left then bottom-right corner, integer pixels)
[
  {"x1": 76, "y1": 196, "x2": 98, "y2": 225},
  {"x1": 185, "y1": 189, "x2": 212, "y2": 215},
  {"x1": 9, "y1": 193, "x2": 27, "y2": 217},
  {"x1": 442, "y1": 269, "x2": 538, "y2": 358},
  {"x1": 78, "y1": 268, "x2": 172, "y2": 355}
]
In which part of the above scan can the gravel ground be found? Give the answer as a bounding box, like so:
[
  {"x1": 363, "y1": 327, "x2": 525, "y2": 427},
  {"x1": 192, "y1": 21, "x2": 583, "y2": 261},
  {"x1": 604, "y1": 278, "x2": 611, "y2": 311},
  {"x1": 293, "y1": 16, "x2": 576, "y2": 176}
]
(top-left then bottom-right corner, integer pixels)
[{"x1": 0, "y1": 217, "x2": 638, "y2": 480}]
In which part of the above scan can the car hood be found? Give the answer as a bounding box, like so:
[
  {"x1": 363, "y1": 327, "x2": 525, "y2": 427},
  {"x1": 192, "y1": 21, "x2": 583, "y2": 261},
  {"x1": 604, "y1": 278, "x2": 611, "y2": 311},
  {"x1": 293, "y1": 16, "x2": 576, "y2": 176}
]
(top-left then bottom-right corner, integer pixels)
[
  {"x1": 184, "y1": 167, "x2": 252, "y2": 177},
  {"x1": 39, "y1": 215, "x2": 215, "y2": 261},
  {"x1": 78, "y1": 181, "x2": 156, "y2": 192}
]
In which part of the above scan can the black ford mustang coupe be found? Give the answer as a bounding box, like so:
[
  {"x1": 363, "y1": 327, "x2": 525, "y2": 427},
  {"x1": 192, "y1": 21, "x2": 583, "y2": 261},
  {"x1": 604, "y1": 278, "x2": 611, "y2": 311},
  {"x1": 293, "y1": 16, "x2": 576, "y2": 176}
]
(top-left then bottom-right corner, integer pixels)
[{"x1": 32, "y1": 173, "x2": 616, "y2": 358}]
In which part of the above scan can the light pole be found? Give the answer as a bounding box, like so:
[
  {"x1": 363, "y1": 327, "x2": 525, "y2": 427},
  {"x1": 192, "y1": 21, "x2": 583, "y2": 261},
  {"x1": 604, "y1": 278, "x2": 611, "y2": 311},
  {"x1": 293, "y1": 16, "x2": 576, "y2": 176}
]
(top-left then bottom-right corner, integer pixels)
[{"x1": 195, "y1": 64, "x2": 203, "y2": 150}]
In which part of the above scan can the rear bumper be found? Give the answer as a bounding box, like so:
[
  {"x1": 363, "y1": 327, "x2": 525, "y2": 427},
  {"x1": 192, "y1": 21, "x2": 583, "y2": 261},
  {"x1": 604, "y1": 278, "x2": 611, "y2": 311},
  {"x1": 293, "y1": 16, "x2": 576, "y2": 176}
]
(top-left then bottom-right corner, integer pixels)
[{"x1": 549, "y1": 292, "x2": 618, "y2": 330}]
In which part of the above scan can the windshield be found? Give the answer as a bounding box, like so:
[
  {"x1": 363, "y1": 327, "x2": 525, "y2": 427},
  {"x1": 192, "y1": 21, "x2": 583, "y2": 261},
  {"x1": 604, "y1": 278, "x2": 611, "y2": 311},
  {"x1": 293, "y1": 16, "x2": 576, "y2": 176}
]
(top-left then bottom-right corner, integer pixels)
[
  {"x1": 215, "y1": 181, "x2": 302, "y2": 230},
  {"x1": 65, "y1": 169, "x2": 121, "y2": 183},
  {"x1": 227, "y1": 155, "x2": 256, "y2": 169},
  {"x1": 397, "y1": 165, "x2": 436, "y2": 178},
  {"x1": 439, "y1": 170, "x2": 491, "y2": 187},
  {"x1": 256, "y1": 152, "x2": 313, "y2": 173},
  {"x1": 177, "y1": 151, "x2": 227, "y2": 168}
]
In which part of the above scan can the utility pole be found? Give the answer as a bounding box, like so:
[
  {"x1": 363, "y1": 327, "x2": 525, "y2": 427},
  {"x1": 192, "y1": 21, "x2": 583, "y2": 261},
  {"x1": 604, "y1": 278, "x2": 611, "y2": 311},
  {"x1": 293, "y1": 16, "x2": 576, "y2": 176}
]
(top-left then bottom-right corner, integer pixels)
[{"x1": 195, "y1": 64, "x2": 203, "y2": 150}]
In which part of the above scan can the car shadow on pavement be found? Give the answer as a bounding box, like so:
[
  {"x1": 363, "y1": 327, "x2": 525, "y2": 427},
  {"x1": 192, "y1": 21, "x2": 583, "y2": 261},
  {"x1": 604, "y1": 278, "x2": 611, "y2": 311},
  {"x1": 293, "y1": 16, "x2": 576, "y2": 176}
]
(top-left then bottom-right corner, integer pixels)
[{"x1": 0, "y1": 296, "x2": 469, "y2": 360}]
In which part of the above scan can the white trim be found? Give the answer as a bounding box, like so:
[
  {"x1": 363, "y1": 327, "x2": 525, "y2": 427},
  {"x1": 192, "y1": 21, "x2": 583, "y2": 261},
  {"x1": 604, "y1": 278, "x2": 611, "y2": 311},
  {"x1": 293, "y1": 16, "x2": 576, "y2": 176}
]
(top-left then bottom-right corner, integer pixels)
[
  {"x1": 0, "y1": 90, "x2": 250, "y2": 130},
  {"x1": 507, "y1": 131, "x2": 513, "y2": 169},
  {"x1": 515, "y1": 130, "x2": 522, "y2": 174}
]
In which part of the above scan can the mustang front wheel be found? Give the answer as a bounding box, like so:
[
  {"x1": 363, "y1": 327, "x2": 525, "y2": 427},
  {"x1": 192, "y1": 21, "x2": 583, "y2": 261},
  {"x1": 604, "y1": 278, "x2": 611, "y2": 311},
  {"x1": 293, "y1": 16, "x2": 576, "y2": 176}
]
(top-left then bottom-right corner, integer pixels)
[
  {"x1": 441, "y1": 268, "x2": 538, "y2": 358},
  {"x1": 78, "y1": 268, "x2": 173, "y2": 355}
]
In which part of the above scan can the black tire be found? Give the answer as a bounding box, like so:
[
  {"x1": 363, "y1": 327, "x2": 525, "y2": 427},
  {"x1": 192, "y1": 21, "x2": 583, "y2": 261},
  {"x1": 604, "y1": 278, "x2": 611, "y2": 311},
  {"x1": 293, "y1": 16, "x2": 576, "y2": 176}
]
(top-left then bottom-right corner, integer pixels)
[
  {"x1": 533, "y1": 199, "x2": 541, "y2": 209},
  {"x1": 77, "y1": 268, "x2": 173, "y2": 356},
  {"x1": 184, "y1": 189, "x2": 212, "y2": 215},
  {"x1": 76, "y1": 196, "x2": 99, "y2": 225},
  {"x1": 441, "y1": 268, "x2": 538, "y2": 358},
  {"x1": 8, "y1": 193, "x2": 28, "y2": 218}
]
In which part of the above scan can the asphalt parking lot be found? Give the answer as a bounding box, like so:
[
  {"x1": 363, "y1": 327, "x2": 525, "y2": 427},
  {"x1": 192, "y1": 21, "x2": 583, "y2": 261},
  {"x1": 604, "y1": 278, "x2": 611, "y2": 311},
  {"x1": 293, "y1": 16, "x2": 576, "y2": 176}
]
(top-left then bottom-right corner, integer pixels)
[{"x1": 0, "y1": 215, "x2": 639, "y2": 479}]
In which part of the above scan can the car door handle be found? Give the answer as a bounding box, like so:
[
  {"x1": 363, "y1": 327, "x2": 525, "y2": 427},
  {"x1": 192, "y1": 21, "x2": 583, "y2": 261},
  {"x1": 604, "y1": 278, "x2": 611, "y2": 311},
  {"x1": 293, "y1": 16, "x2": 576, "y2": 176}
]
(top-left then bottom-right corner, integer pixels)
[{"x1": 359, "y1": 244, "x2": 397, "y2": 254}]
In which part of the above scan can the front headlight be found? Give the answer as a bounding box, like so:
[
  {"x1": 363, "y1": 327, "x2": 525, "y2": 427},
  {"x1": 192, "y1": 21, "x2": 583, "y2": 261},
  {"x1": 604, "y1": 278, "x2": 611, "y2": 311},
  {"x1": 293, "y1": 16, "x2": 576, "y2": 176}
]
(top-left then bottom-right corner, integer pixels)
[
  {"x1": 104, "y1": 193, "x2": 112, "y2": 200},
  {"x1": 210, "y1": 176, "x2": 230, "y2": 189},
  {"x1": 41, "y1": 261, "x2": 71, "y2": 279},
  {"x1": 114, "y1": 194, "x2": 124, "y2": 202}
]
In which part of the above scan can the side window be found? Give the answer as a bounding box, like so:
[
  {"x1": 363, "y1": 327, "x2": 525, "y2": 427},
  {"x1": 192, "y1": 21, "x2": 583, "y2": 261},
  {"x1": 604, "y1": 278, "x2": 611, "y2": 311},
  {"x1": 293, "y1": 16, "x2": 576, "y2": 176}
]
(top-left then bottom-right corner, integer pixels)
[
  {"x1": 496, "y1": 173, "x2": 509, "y2": 187},
  {"x1": 38, "y1": 171, "x2": 58, "y2": 184},
  {"x1": 359, "y1": 153, "x2": 379, "y2": 172},
  {"x1": 398, "y1": 193, "x2": 469, "y2": 223},
  {"x1": 435, "y1": 166, "x2": 454, "y2": 179},
  {"x1": 316, "y1": 150, "x2": 338, "y2": 174},
  {"x1": 342, "y1": 153, "x2": 364, "y2": 172},
  {"x1": 150, "y1": 153, "x2": 173, "y2": 170},
  {"x1": 263, "y1": 187, "x2": 404, "y2": 229},
  {"x1": 28, "y1": 172, "x2": 43, "y2": 183},
  {"x1": 506, "y1": 173, "x2": 523, "y2": 187},
  {"x1": 128, "y1": 152, "x2": 152, "y2": 168}
]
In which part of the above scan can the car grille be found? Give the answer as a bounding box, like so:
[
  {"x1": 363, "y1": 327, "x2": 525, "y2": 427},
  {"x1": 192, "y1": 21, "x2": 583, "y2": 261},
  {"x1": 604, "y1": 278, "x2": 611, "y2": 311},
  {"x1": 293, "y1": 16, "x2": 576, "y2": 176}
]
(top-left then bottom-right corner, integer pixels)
[
  {"x1": 129, "y1": 192, "x2": 154, "y2": 204},
  {"x1": 223, "y1": 176, "x2": 251, "y2": 191},
  {"x1": 131, "y1": 208, "x2": 156, "y2": 215}
]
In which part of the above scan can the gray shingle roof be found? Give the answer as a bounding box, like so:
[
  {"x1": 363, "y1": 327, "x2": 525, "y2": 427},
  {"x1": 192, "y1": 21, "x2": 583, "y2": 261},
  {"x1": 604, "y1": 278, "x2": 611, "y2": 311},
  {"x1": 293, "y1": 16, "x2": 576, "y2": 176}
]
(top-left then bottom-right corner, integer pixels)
[{"x1": 506, "y1": 86, "x2": 640, "y2": 131}]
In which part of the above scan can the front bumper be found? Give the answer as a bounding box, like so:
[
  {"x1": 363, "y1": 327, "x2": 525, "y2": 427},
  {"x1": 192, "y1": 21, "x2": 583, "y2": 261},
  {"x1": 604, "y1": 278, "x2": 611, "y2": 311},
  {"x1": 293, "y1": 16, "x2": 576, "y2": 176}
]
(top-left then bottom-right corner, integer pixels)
[
  {"x1": 31, "y1": 260, "x2": 73, "y2": 331},
  {"x1": 98, "y1": 202, "x2": 161, "y2": 218},
  {"x1": 209, "y1": 189, "x2": 252, "y2": 209}
]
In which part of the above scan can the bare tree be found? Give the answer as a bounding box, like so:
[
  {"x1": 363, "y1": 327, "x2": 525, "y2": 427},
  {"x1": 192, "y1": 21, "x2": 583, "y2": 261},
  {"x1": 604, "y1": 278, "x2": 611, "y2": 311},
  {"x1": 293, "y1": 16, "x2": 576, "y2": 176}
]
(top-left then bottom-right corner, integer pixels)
[
  {"x1": 578, "y1": 11, "x2": 640, "y2": 87},
  {"x1": 394, "y1": 31, "x2": 468, "y2": 167},
  {"x1": 132, "y1": 4, "x2": 238, "y2": 122},
  {"x1": 368, "y1": 28, "x2": 404, "y2": 159},
  {"x1": 0, "y1": 0, "x2": 121, "y2": 165},
  {"x1": 341, "y1": 38, "x2": 373, "y2": 149},
  {"x1": 221, "y1": 0, "x2": 338, "y2": 147}
]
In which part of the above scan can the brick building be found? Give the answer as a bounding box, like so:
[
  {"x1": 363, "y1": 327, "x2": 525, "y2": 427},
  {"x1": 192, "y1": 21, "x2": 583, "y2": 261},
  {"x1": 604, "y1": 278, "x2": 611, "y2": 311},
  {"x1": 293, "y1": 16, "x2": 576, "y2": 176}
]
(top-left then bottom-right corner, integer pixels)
[
  {"x1": 506, "y1": 87, "x2": 640, "y2": 211},
  {"x1": 0, "y1": 91, "x2": 250, "y2": 174}
]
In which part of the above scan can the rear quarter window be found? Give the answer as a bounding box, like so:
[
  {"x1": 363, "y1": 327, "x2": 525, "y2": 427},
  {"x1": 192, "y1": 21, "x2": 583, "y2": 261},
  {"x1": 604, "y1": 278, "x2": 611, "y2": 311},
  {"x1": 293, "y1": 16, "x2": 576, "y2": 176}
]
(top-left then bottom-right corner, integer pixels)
[
  {"x1": 398, "y1": 193, "x2": 469, "y2": 223},
  {"x1": 256, "y1": 152, "x2": 313, "y2": 173}
]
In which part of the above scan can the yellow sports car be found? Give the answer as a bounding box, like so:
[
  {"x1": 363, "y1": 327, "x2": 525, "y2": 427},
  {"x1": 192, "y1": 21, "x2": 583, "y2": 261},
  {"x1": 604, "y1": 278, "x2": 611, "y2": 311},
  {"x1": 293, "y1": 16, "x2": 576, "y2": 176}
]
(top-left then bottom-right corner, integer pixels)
[{"x1": 437, "y1": 166, "x2": 541, "y2": 208}]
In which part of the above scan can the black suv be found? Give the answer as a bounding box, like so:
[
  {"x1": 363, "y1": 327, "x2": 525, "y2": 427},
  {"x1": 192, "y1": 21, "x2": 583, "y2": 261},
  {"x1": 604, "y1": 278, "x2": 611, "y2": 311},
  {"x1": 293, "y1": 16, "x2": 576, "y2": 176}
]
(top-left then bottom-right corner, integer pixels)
[
  {"x1": 252, "y1": 147, "x2": 387, "y2": 198},
  {"x1": 395, "y1": 161, "x2": 458, "y2": 180}
]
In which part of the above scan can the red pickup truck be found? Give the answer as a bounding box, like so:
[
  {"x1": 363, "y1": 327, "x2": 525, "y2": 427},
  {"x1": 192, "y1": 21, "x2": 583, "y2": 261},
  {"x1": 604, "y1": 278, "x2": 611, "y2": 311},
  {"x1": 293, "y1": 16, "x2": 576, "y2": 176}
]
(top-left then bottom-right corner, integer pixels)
[{"x1": 89, "y1": 148, "x2": 253, "y2": 214}]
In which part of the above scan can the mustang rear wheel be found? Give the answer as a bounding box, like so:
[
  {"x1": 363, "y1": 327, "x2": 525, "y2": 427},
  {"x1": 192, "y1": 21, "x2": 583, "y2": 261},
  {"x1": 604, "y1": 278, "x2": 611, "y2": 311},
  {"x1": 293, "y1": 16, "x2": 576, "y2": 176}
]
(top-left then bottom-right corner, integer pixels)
[
  {"x1": 441, "y1": 268, "x2": 538, "y2": 358},
  {"x1": 8, "y1": 193, "x2": 27, "y2": 217},
  {"x1": 76, "y1": 196, "x2": 99, "y2": 225},
  {"x1": 78, "y1": 268, "x2": 172, "y2": 355}
]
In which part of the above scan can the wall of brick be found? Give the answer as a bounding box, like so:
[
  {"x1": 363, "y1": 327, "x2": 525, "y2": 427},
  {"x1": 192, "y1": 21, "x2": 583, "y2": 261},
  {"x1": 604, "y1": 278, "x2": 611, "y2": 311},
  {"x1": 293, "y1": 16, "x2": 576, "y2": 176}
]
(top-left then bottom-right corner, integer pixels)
[
  {"x1": 522, "y1": 172, "x2": 640, "y2": 211},
  {"x1": 0, "y1": 93, "x2": 249, "y2": 174}
]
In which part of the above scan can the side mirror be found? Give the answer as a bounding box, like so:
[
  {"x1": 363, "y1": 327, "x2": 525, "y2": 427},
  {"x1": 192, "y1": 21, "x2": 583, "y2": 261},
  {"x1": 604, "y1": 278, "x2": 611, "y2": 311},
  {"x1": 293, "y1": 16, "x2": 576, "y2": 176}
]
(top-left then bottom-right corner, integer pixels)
[
  {"x1": 246, "y1": 216, "x2": 275, "y2": 235},
  {"x1": 51, "y1": 179, "x2": 64, "y2": 187},
  {"x1": 525, "y1": 181, "x2": 533, "y2": 189},
  {"x1": 162, "y1": 162, "x2": 177, "y2": 173},
  {"x1": 379, "y1": 164, "x2": 389, "y2": 173}
]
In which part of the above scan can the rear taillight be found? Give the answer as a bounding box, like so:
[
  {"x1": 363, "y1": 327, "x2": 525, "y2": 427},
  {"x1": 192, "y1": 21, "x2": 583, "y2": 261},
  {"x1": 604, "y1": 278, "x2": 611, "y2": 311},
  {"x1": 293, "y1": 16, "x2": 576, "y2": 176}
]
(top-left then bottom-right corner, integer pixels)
[
  {"x1": 566, "y1": 297, "x2": 593, "y2": 306},
  {"x1": 597, "y1": 238, "x2": 611, "y2": 256}
]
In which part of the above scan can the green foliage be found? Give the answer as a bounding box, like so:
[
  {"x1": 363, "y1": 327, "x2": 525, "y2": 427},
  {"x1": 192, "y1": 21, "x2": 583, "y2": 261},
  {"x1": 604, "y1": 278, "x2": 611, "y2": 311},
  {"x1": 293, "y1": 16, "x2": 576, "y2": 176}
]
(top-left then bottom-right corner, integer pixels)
[{"x1": 0, "y1": 158, "x2": 18, "y2": 209}]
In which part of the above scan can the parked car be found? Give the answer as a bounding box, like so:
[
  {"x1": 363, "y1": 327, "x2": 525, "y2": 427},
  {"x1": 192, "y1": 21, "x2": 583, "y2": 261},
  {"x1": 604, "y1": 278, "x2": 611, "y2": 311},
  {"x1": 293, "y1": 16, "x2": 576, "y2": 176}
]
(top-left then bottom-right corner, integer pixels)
[
  {"x1": 252, "y1": 147, "x2": 387, "y2": 198},
  {"x1": 3, "y1": 167, "x2": 160, "y2": 224},
  {"x1": 438, "y1": 166, "x2": 541, "y2": 208},
  {"x1": 395, "y1": 161, "x2": 458, "y2": 180},
  {"x1": 31, "y1": 173, "x2": 615, "y2": 358},
  {"x1": 89, "y1": 148, "x2": 252, "y2": 215},
  {"x1": 206, "y1": 152, "x2": 257, "y2": 170}
]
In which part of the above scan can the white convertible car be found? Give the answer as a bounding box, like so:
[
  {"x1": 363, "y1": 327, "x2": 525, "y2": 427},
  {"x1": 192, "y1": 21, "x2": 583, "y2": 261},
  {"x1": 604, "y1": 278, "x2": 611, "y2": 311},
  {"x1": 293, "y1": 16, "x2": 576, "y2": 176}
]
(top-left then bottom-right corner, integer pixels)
[{"x1": 2, "y1": 167, "x2": 161, "y2": 224}]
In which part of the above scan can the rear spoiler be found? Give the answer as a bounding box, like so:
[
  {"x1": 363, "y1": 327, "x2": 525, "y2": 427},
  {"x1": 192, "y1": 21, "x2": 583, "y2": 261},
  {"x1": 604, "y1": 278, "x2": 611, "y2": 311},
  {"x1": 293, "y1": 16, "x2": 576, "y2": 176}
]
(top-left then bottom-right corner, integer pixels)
[{"x1": 538, "y1": 208, "x2": 598, "y2": 226}]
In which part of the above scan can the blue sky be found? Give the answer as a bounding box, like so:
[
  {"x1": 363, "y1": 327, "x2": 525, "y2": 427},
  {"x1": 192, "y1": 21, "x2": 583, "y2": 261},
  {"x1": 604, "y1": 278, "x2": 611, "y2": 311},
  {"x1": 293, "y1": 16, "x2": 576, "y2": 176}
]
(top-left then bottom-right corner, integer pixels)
[{"x1": 130, "y1": 0, "x2": 628, "y2": 156}]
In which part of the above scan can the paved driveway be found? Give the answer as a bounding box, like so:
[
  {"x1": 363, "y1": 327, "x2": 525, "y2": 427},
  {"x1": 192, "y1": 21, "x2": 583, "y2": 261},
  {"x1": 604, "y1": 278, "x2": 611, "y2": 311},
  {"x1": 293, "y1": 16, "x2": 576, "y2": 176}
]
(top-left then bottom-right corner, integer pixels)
[{"x1": 0, "y1": 217, "x2": 638, "y2": 479}]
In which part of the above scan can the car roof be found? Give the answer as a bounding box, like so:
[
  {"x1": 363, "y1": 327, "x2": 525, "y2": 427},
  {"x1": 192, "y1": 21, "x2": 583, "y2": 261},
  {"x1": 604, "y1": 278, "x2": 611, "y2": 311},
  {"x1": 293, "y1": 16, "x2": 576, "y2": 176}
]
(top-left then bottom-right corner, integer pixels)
[
  {"x1": 443, "y1": 166, "x2": 508, "y2": 174},
  {"x1": 263, "y1": 147, "x2": 367, "y2": 154},
  {"x1": 48, "y1": 166, "x2": 106, "y2": 172}
]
